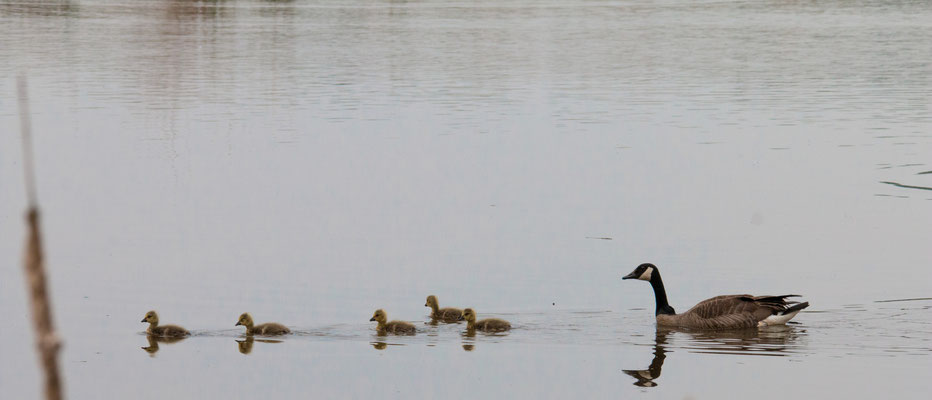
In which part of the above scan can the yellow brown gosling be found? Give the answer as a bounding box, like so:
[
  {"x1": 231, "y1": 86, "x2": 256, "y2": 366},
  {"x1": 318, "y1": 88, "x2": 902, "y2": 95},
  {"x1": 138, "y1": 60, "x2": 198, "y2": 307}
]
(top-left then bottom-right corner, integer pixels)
[
  {"x1": 141, "y1": 310, "x2": 189, "y2": 338},
  {"x1": 369, "y1": 309, "x2": 416, "y2": 335},
  {"x1": 236, "y1": 313, "x2": 291, "y2": 336},
  {"x1": 425, "y1": 295, "x2": 464, "y2": 322},
  {"x1": 461, "y1": 308, "x2": 511, "y2": 332}
]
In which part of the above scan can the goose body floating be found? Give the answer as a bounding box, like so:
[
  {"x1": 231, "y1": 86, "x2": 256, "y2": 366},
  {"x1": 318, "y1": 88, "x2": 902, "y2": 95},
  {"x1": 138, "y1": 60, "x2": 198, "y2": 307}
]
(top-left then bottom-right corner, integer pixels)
[
  {"x1": 425, "y1": 295, "x2": 464, "y2": 322},
  {"x1": 236, "y1": 313, "x2": 291, "y2": 336},
  {"x1": 370, "y1": 309, "x2": 416, "y2": 335},
  {"x1": 461, "y1": 308, "x2": 511, "y2": 332},
  {"x1": 623, "y1": 263, "x2": 809, "y2": 330},
  {"x1": 141, "y1": 310, "x2": 189, "y2": 338}
]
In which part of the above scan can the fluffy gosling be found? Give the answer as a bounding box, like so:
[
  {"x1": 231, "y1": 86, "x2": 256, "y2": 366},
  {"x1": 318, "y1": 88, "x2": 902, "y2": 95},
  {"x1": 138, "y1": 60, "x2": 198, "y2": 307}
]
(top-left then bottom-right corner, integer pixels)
[
  {"x1": 236, "y1": 313, "x2": 291, "y2": 336},
  {"x1": 369, "y1": 309, "x2": 416, "y2": 335},
  {"x1": 425, "y1": 295, "x2": 464, "y2": 322},
  {"x1": 141, "y1": 310, "x2": 189, "y2": 338},
  {"x1": 461, "y1": 308, "x2": 511, "y2": 332}
]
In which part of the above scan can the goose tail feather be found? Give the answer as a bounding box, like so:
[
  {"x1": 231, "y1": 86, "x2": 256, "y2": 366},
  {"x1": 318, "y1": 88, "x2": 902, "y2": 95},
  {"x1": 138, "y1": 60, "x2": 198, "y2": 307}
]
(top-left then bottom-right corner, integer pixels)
[
  {"x1": 782, "y1": 301, "x2": 810, "y2": 315},
  {"x1": 760, "y1": 301, "x2": 809, "y2": 326}
]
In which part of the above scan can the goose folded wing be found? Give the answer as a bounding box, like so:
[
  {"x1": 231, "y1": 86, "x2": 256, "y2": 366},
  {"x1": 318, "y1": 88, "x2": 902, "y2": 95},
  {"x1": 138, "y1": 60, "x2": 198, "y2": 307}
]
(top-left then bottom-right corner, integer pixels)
[
  {"x1": 687, "y1": 295, "x2": 751, "y2": 317},
  {"x1": 686, "y1": 295, "x2": 774, "y2": 323},
  {"x1": 748, "y1": 294, "x2": 801, "y2": 312}
]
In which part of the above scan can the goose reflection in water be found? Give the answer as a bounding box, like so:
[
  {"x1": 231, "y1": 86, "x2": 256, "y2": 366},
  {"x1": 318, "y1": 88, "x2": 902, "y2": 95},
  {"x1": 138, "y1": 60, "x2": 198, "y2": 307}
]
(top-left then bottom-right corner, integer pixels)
[
  {"x1": 684, "y1": 324, "x2": 801, "y2": 356},
  {"x1": 459, "y1": 325, "x2": 509, "y2": 351},
  {"x1": 370, "y1": 341, "x2": 408, "y2": 350},
  {"x1": 141, "y1": 335, "x2": 186, "y2": 357},
  {"x1": 461, "y1": 329, "x2": 477, "y2": 351},
  {"x1": 236, "y1": 336, "x2": 283, "y2": 355},
  {"x1": 622, "y1": 330, "x2": 669, "y2": 387},
  {"x1": 624, "y1": 325, "x2": 802, "y2": 387}
]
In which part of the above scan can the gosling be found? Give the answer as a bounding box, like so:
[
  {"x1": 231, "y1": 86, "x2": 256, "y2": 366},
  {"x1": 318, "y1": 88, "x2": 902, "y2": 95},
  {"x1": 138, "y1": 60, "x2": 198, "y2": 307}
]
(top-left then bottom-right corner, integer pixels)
[
  {"x1": 236, "y1": 313, "x2": 291, "y2": 336},
  {"x1": 369, "y1": 309, "x2": 416, "y2": 335},
  {"x1": 141, "y1": 310, "x2": 189, "y2": 337},
  {"x1": 461, "y1": 308, "x2": 511, "y2": 332},
  {"x1": 425, "y1": 295, "x2": 464, "y2": 322}
]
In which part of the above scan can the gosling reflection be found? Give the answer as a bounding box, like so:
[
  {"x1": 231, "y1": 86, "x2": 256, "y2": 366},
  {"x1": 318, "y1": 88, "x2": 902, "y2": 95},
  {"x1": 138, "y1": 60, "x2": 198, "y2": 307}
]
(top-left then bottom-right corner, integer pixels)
[
  {"x1": 623, "y1": 326, "x2": 800, "y2": 387},
  {"x1": 369, "y1": 340, "x2": 406, "y2": 351},
  {"x1": 140, "y1": 335, "x2": 186, "y2": 357},
  {"x1": 236, "y1": 336, "x2": 283, "y2": 355},
  {"x1": 237, "y1": 337, "x2": 253, "y2": 354},
  {"x1": 461, "y1": 330, "x2": 476, "y2": 351}
]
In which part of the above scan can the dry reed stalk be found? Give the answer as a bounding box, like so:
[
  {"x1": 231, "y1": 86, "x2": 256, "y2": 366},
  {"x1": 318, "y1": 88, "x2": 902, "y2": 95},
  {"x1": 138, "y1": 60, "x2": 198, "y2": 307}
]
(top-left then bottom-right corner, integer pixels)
[{"x1": 19, "y1": 75, "x2": 64, "y2": 400}]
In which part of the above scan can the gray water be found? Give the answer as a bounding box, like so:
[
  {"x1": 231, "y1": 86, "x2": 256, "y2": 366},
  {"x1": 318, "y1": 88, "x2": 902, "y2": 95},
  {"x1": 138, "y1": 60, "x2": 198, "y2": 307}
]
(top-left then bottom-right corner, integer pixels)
[{"x1": 1, "y1": 0, "x2": 931, "y2": 398}]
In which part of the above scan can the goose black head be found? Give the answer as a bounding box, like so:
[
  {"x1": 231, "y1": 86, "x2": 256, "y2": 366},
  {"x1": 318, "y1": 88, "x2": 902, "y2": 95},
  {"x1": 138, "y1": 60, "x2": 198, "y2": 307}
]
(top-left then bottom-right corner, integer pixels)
[{"x1": 623, "y1": 263, "x2": 657, "y2": 281}]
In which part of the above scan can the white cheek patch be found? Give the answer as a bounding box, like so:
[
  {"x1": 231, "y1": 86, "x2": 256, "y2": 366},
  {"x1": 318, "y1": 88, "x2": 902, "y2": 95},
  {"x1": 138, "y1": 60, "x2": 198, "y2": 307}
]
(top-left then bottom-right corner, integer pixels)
[{"x1": 638, "y1": 267, "x2": 653, "y2": 281}]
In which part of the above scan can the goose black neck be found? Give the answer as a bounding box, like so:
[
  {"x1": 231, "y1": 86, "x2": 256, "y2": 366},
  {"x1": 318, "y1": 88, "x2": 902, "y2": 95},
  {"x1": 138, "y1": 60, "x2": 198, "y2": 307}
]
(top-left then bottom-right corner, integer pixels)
[{"x1": 649, "y1": 271, "x2": 676, "y2": 316}]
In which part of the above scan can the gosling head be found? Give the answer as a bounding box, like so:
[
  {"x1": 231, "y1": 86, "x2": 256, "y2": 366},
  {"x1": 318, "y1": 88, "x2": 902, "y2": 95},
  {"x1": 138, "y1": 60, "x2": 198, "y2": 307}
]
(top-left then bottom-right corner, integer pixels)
[
  {"x1": 425, "y1": 295, "x2": 438, "y2": 308},
  {"x1": 236, "y1": 313, "x2": 254, "y2": 328},
  {"x1": 369, "y1": 309, "x2": 387, "y2": 324},
  {"x1": 141, "y1": 310, "x2": 159, "y2": 325},
  {"x1": 461, "y1": 308, "x2": 476, "y2": 323},
  {"x1": 623, "y1": 263, "x2": 657, "y2": 282}
]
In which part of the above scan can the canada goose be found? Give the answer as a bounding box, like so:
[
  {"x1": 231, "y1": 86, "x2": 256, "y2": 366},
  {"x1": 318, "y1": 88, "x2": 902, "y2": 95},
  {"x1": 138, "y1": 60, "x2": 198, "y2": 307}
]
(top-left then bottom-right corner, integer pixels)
[
  {"x1": 623, "y1": 263, "x2": 809, "y2": 330},
  {"x1": 425, "y1": 295, "x2": 464, "y2": 322},
  {"x1": 141, "y1": 310, "x2": 189, "y2": 337},
  {"x1": 460, "y1": 308, "x2": 511, "y2": 332},
  {"x1": 369, "y1": 309, "x2": 416, "y2": 335},
  {"x1": 236, "y1": 313, "x2": 291, "y2": 336}
]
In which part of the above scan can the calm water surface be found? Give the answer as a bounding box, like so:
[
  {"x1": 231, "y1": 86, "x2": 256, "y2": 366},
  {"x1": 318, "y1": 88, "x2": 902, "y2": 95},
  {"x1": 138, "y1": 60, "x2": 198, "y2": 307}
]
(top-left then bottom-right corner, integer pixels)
[{"x1": 1, "y1": 0, "x2": 931, "y2": 398}]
